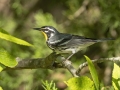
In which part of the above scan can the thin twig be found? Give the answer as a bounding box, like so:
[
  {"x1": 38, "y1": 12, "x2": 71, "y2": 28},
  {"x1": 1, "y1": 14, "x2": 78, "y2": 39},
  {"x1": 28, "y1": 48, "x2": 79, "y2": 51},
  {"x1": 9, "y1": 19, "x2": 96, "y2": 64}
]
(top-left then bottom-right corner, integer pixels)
[
  {"x1": 76, "y1": 57, "x2": 120, "y2": 75},
  {"x1": 64, "y1": 0, "x2": 90, "y2": 25},
  {"x1": 72, "y1": 0, "x2": 90, "y2": 19}
]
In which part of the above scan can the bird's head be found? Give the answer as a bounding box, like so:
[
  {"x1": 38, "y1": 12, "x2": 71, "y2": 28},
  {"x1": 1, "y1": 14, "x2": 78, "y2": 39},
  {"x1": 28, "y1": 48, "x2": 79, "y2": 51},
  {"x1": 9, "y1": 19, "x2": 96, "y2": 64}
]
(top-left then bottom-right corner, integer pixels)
[{"x1": 33, "y1": 26, "x2": 59, "y2": 41}]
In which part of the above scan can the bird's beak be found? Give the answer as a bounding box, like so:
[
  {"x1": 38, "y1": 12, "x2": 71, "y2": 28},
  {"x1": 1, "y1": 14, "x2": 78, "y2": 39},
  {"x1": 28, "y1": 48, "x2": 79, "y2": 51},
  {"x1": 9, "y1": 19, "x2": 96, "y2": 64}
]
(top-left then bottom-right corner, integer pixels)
[{"x1": 33, "y1": 28, "x2": 41, "y2": 31}]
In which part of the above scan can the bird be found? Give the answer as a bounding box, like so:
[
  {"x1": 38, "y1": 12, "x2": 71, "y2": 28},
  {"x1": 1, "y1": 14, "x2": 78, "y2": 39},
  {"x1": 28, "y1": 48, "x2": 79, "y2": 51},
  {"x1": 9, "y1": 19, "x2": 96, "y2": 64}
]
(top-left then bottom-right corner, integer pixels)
[{"x1": 33, "y1": 26, "x2": 114, "y2": 60}]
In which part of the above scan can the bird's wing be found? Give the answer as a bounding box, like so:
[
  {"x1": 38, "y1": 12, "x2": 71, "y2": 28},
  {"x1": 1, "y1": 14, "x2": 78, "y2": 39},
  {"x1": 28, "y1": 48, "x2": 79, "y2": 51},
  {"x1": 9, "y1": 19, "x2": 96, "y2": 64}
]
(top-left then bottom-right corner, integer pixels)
[
  {"x1": 65, "y1": 35, "x2": 114, "y2": 47},
  {"x1": 62, "y1": 35, "x2": 96, "y2": 47},
  {"x1": 50, "y1": 34, "x2": 97, "y2": 47},
  {"x1": 47, "y1": 33, "x2": 72, "y2": 48}
]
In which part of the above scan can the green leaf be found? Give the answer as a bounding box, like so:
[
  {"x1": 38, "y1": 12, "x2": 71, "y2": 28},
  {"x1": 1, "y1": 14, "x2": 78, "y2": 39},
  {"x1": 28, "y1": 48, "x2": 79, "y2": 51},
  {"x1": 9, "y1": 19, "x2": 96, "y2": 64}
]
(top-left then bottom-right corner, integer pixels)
[
  {"x1": 0, "y1": 87, "x2": 3, "y2": 90},
  {"x1": 0, "y1": 28, "x2": 33, "y2": 46},
  {"x1": 112, "y1": 63, "x2": 120, "y2": 90},
  {"x1": 0, "y1": 48, "x2": 17, "y2": 67},
  {"x1": 0, "y1": 63, "x2": 6, "y2": 72},
  {"x1": 84, "y1": 55, "x2": 100, "y2": 90},
  {"x1": 65, "y1": 76, "x2": 95, "y2": 90},
  {"x1": 0, "y1": 66, "x2": 3, "y2": 72}
]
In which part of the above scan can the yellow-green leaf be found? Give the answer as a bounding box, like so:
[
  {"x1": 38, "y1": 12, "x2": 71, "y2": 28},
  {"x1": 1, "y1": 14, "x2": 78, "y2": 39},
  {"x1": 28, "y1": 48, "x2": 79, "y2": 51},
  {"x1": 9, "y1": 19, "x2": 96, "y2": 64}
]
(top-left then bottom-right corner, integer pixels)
[
  {"x1": 65, "y1": 76, "x2": 95, "y2": 90},
  {"x1": 0, "y1": 63, "x2": 6, "y2": 72},
  {"x1": 112, "y1": 63, "x2": 120, "y2": 90},
  {"x1": 0, "y1": 87, "x2": 3, "y2": 90},
  {"x1": 84, "y1": 55, "x2": 100, "y2": 90},
  {"x1": 0, "y1": 28, "x2": 33, "y2": 46},
  {"x1": 0, "y1": 66, "x2": 3, "y2": 72},
  {"x1": 0, "y1": 48, "x2": 17, "y2": 67}
]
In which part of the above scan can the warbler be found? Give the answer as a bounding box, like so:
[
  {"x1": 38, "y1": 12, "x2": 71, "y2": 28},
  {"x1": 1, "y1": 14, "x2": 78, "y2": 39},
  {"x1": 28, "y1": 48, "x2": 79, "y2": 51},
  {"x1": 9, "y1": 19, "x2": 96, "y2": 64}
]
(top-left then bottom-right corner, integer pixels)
[{"x1": 33, "y1": 26, "x2": 113, "y2": 60}]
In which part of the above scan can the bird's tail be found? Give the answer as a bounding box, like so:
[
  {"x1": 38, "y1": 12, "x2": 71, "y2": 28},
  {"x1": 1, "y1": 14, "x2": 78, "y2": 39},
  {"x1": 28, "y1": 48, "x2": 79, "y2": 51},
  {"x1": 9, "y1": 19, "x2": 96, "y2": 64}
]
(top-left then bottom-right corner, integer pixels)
[{"x1": 93, "y1": 38, "x2": 115, "y2": 42}]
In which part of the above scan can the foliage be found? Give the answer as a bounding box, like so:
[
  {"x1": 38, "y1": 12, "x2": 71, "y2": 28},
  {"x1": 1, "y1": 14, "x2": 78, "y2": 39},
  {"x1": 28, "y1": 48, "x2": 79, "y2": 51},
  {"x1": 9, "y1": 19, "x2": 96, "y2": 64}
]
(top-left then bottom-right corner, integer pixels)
[
  {"x1": 64, "y1": 57, "x2": 119, "y2": 90},
  {"x1": 84, "y1": 55, "x2": 99, "y2": 90},
  {"x1": 0, "y1": 28, "x2": 32, "y2": 71},
  {"x1": 65, "y1": 76, "x2": 95, "y2": 90},
  {"x1": 42, "y1": 80, "x2": 58, "y2": 90},
  {"x1": 0, "y1": 28, "x2": 33, "y2": 89},
  {"x1": 0, "y1": 48, "x2": 17, "y2": 67},
  {"x1": 112, "y1": 63, "x2": 120, "y2": 90},
  {"x1": 0, "y1": 87, "x2": 3, "y2": 90},
  {"x1": 0, "y1": 28, "x2": 33, "y2": 46},
  {"x1": 34, "y1": 11, "x2": 57, "y2": 28},
  {"x1": 39, "y1": 57, "x2": 120, "y2": 90}
]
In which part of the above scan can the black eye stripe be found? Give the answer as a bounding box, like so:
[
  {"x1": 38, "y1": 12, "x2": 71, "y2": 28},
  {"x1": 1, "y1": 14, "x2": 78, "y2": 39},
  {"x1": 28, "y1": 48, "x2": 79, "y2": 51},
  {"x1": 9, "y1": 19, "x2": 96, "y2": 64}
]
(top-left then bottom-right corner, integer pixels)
[{"x1": 50, "y1": 30, "x2": 54, "y2": 33}]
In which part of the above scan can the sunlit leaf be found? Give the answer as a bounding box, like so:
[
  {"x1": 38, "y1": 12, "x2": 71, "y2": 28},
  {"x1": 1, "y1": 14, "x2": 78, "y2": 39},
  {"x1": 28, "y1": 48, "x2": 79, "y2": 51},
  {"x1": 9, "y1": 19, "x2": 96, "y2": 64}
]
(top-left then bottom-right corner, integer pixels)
[
  {"x1": 0, "y1": 48, "x2": 17, "y2": 67},
  {"x1": 65, "y1": 76, "x2": 95, "y2": 90},
  {"x1": 84, "y1": 55, "x2": 100, "y2": 90},
  {"x1": 0, "y1": 28, "x2": 33, "y2": 46},
  {"x1": 0, "y1": 66, "x2": 3, "y2": 72},
  {"x1": 0, "y1": 87, "x2": 3, "y2": 90},
  {"x1": 112, "y1": 63, "x2": 120, "y2": 90},
  {"x1": 0, "y1": 63, "x2": 6, "y2": 72}
]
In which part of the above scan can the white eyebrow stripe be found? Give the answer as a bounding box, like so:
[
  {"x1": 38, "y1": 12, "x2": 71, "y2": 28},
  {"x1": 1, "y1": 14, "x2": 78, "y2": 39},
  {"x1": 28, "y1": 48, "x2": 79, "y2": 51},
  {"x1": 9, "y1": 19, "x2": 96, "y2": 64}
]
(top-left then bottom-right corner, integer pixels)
[
  {"x1": 44, "y1": 30, "x2": 48, "y2": 33},
  {"x1": 47, "y1": 27, "x2": 55, "y2": 32}
]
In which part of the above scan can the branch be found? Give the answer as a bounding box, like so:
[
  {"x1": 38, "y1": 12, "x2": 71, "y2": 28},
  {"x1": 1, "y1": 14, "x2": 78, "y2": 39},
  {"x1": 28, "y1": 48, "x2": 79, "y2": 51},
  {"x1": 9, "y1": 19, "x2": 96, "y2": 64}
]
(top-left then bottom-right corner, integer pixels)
[
  {"x1": 4, "y1": 52, "x2": 63, "y2": 70},
  {"x1": 61, "y1": 58, "x2": 78, "y2": 77},
  {"x1": 76, "y1": 57, "x2": 120, "y2": 75},
  {"x1": 4, "y1": 51, "x2": 79, "y2": 77},
  {"x1": 4, "y1": 52, "x2": 79, "y2": 77},
  {"x1": 3, "y1": 52, "x2": 120, "y2": 78}
]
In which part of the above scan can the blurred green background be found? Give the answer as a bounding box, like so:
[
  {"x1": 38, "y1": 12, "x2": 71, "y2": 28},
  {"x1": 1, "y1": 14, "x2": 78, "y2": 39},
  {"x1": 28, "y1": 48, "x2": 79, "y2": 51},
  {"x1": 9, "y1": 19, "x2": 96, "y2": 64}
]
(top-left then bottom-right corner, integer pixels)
[{"x1": 0, "y1": 0, "x2": 119, "y2": 90}]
